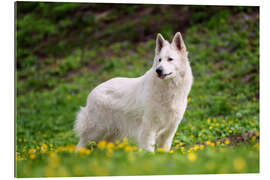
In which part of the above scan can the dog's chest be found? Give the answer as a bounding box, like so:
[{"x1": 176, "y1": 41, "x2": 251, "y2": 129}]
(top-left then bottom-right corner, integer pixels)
[
  {"x1": 148, "y1": 86, "x2": 182, "y2": 108},
  {"x1": 146, "y1": 92, "x2": 181, "y2": 121}
]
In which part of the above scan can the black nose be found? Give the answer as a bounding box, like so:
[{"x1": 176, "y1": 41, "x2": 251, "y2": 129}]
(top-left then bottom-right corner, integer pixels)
[{"x1": 156, "y1": 67, "x2": 163, "y2": 75}]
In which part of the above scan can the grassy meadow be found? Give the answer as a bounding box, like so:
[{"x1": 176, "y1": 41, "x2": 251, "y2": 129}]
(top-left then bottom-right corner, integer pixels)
[{"x1": 16, "y1": 2, "x2": 259, "y2": 177}]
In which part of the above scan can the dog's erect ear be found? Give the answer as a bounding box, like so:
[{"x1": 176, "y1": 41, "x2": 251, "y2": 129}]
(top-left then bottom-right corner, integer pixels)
[
  {"x1": 172, "y1": 32, "x2": 187, "y2": 57},
  {"x1": 155, "y1": 33, "x2": 165, "y2": 54}
]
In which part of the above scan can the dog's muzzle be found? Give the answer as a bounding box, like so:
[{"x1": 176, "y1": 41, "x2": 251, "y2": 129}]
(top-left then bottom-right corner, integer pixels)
[
  {"x1": 156, "y1": 67, "x2": 172, "y2": 79},
  {"x1": 156, "y1": 67, "x2": 163, "y2": 76}
]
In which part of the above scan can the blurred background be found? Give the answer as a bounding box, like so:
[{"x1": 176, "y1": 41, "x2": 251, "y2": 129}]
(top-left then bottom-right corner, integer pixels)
[{"x1": 16, "y1": 2, "x2": 259, "y2": 177}]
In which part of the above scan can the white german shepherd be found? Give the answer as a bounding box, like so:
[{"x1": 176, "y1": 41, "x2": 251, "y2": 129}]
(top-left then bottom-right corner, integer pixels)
[{"x1": 74, "y1": 32, "x2": 193, "y2": 152}]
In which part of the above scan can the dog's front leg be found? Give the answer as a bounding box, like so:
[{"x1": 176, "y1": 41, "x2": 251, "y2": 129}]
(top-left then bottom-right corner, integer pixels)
[
  {"x1": 138, "y1": 130, "x2": 156, "y2": 152},
  {"x1": 156, "y1": 123, "x2": 179, "y2": 152},
  {"x1": 138, "y1": 120, "x2": 156, "y2": 152}
]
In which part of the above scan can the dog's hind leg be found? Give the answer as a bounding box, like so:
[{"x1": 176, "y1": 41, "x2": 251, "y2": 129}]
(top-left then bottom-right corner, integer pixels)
[{"x1": 74, "y1": 106, "x2": 105, "y2": 151}]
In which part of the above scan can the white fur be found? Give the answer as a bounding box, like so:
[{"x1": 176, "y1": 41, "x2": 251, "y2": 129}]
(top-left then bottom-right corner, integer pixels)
[{"x1": 74, "y1": 32, "x2": 193, "y2": 152}]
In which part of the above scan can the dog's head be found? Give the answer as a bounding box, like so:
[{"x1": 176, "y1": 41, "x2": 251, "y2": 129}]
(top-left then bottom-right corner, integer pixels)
[{"x1": 153, "y1": 32, "x2": 188, "y2": 80}]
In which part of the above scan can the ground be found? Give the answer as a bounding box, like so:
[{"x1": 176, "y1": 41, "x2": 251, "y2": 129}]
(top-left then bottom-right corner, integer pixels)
[{"x1": 16, "y1": 3, "x2": 259, "y2": 177}]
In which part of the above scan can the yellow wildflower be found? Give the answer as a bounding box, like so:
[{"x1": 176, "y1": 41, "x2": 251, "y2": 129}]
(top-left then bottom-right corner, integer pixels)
[
  {"x1": 124, "y1": 146, "x2": 133, "y2": 152},
  {"x1": 55, "y1": 146, "x2": 64, "y2": 153},
  {"x1": 78, "y1": 147, "x2": 91, "y2": 156},
  {"x1": 116, "y1": 143, "x2": 124, "y2": 149},
  {"x1": 28, "y1": 148, "x2": 36, "y2": 154},
  {"x1": 187, "y1": 148, "x2": 194, "y2": 153},
  {"x1": 97, "y1": 140, "x2": 107, "y2": 150},
  {"x1": 67, "y1": 145, "x2": 76, "y2": 152},
  {"x1": 187, "y1": 152, "x2": 197, "y2": 162},
  {"x1": 106, "y1": 142, "x2": 115, "y2": 149},
  {"x1": 16, "y1": 152, "x2": 26, "y2": 161},
  {"x1": 194, "y1": 145, "x2": 200, "y2": 151},
  {"x1": 188, "y1": 97, "x2": 191, "y2": 102},
  {"x1": 180, "y1": 147, "x2": 185, "y2": 152},
  {"x1": 29, "y1": 153, "x2": 36, "y2": 159},
  {"x1": 41, "y1": 143, "x2": 48, "y2": 153},
  {"x1": 255, "y1": 131, "x2": 259, "y2": 137},
  {"x1": 206, "y1": 140, "x2": 211, "y2": 146},
  {"x1": 169, "y1": 150, "x2": 174, "y2": 154},
  {"x1": 224, "y1": 139, "x2": 230, "y2": 145},
  {"x1": 251, "y1": 136, "x2": 256, "y2": 142},
  {"x1": 132, "y1": 146, "x2": 138, "y2": 151},
  {"x1": 157, "y1": 148, "x2": 165, "y2": 152}
]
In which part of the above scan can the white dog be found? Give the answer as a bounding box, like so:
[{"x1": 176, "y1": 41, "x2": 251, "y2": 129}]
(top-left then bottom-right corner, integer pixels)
[{"x1": 74, "y1": 32, "x2": 193, "y2": 152}]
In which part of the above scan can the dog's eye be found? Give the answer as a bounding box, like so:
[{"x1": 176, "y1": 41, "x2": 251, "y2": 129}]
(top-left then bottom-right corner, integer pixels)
[
  {"x1": 158, "y1": 58, "x2": 162, "y2": 62},
  {"x1": 168, "y1": 57, "x2": 173, "y2": 61}
]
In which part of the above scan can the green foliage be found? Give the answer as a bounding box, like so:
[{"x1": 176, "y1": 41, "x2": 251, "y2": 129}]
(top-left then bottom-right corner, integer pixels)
[{"x1": 16, "y1": 3, "x2": 259, "y2": 177}]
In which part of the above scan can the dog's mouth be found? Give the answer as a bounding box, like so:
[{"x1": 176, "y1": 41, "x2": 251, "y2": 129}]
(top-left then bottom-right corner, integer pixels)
[{"x1": 157, "y1": 72, "x2": 172, "y2": 79}]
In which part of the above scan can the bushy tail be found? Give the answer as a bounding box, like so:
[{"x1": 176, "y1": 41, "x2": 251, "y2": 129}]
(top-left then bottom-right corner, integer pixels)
[{"x1": 74, "y1": 106, "x2": 88, "y2": 137}]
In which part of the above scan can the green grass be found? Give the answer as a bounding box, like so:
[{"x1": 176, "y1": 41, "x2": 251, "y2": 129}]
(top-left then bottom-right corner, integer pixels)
[{"x1": 16, "y1": 2, "x2": 259, "y2": 177}]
